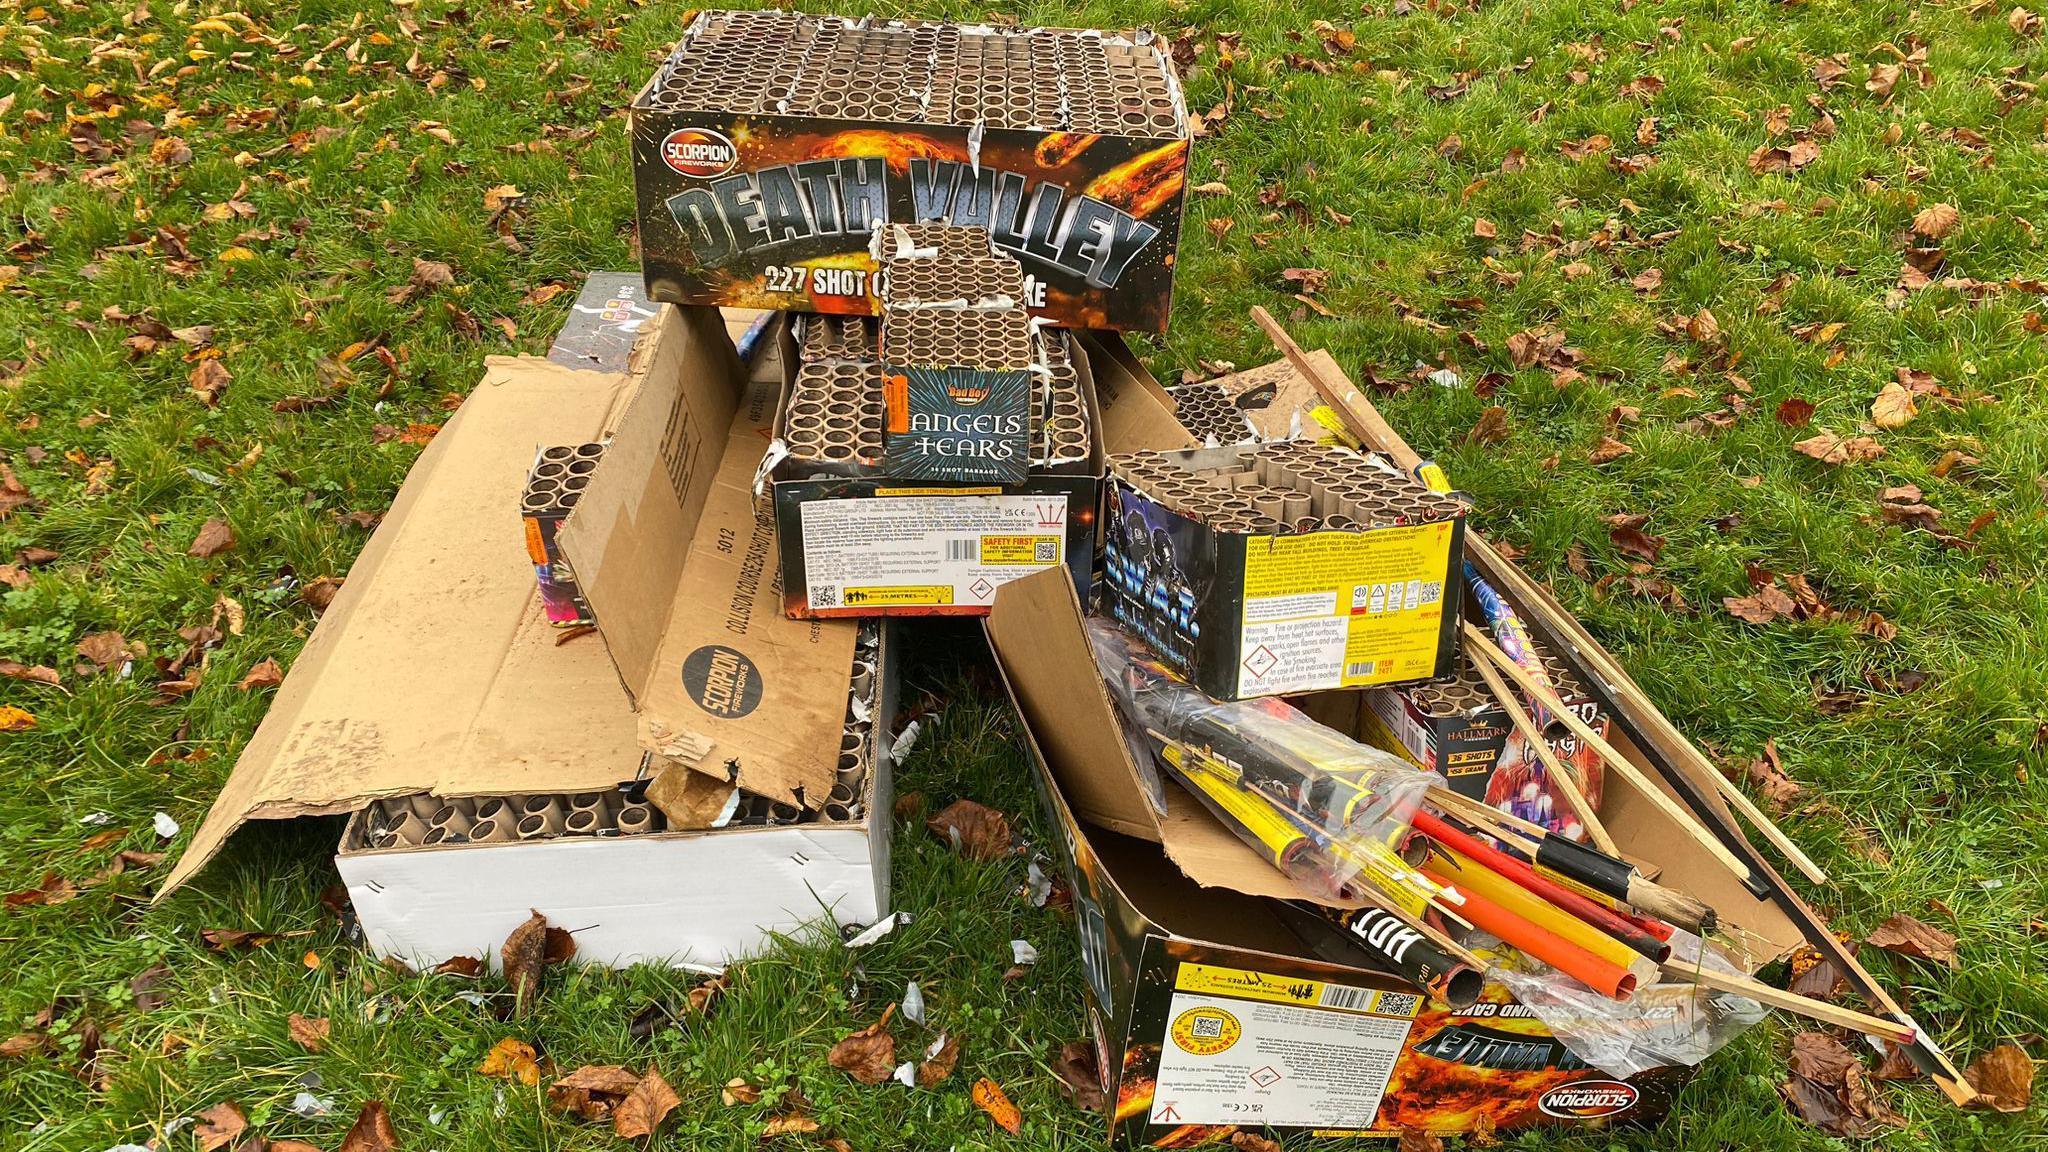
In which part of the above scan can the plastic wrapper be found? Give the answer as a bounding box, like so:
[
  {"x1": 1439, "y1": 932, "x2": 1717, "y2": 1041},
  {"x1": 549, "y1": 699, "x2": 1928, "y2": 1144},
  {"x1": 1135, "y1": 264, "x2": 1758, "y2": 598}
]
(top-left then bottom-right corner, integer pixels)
[
  {"x1": 1488, "y1": 930, "x2": 1765, "y2": 1078},
  {"x1": 1086, "y1": 617, "x2": 1435, "y2": 903}
]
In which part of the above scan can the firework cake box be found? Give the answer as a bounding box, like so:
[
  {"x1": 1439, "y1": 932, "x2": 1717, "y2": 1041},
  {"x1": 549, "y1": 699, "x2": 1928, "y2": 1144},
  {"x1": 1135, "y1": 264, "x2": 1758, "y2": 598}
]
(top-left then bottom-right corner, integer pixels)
[
  {"x1": 1100, "y1": 447, "x2": 1467, "y2": 702},
  {"x1": 763, "y1": 314, "x2": 1115, "y2": 617},
  {"x1": 629, "y1": 10, "x2": 1189, "y2": 332},
  {"x1": 985, "y1": 569, "x2": 1807, "y2": 1146}
]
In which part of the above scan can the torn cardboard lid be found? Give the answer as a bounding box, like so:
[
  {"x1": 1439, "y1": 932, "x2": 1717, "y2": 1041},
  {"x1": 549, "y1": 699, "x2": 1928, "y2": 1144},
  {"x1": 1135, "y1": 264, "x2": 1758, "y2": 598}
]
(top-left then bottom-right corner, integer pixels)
[
  {"x1": 986, "y1": 567, "x2": 1806, "y2": 962},
  {"x1": 160, "y1": 356, "x2": 647, "y2": 897},
  {"x1": 558, "y1": 306, "x2": 855, "y2": 809}
]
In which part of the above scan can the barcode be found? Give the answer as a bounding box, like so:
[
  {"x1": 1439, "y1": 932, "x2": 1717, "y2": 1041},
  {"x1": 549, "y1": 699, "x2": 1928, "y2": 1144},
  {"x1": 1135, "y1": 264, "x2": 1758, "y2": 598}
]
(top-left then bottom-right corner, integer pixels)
[
  {"x1": 810, "y1": 584, "x2": 839, "y2": 608},
  {"x1": 946, "y1": 538, "x2": 979, "y2": 561},
  {"x1": 1317, "y1": 983, "x2": 1373, "y2": 1011},
  {"x1": 1346, "y1": 660, "x2": 1377, "y2": 678}
]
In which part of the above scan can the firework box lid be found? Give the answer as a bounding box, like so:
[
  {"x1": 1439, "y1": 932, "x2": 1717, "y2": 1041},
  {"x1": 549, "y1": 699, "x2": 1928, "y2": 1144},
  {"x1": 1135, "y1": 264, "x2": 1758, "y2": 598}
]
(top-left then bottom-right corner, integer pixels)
[{"x1": 556, "y1": 306, "x2": 860, "y2": 808}]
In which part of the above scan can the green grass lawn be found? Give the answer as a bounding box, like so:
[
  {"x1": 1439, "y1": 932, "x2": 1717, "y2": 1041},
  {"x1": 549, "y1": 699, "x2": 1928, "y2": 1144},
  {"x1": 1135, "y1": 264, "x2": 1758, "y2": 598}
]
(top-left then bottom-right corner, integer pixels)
[{"x1": 3, "y1": 0, "x2": 2046, "y2": 1148}]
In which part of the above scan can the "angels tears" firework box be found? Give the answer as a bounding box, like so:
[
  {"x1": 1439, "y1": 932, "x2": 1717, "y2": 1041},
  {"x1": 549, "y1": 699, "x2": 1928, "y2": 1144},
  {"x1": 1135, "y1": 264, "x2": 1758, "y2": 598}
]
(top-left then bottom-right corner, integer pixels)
[
  {"x1": 985, "y1": 569, "x2": 1806, "y2": 1147},
  {"x1": 629, "y1": 11, "x2": 1190, "y2": 332}
]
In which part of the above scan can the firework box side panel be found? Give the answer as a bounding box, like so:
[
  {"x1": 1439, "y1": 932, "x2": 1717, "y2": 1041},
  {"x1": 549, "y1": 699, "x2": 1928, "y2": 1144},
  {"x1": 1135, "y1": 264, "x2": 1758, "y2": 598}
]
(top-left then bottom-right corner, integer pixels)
[
  {"x1": 767, "y1": 324, "x2": 1134, "y2": 618},
  {"x1": 1100, "y1": 464, "x2": 1466, "y2": 701},
  {"x1": 629, "y1": 110, "x2": 1187, "y2": 332},
  {"x1": 985, "y1": 568, "x2": 1806, "y2": 1145},
  {"x1": 161, "y1": 310, "x2": 895, "y2": 970}
]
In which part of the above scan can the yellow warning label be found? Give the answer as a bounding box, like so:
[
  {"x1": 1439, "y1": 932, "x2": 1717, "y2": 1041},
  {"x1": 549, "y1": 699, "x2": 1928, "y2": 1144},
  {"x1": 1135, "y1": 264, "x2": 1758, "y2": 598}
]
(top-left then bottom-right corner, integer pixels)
[
  {"x1": 979, "y1": 534, "x2": 1059, "y2": 566},
  {"x1": 841, "y1": 585, "x2": 954, "y2": 607},
  {"x1": 522, "y1": 517, "x2": 550, "y2": 566},
  {"x1": 875, "y1": 486, "x2": 1003, "y2": 497},
  {"x1": 1168, "y1": 1005, "x2": 1242, "y2": 1056},
  {"x1": 1174, "y1": 963, "x2": 1420, "y2": 1019},
  {"x1": 1239, "y1": 522, "x2": 1456, "y2": 692}
]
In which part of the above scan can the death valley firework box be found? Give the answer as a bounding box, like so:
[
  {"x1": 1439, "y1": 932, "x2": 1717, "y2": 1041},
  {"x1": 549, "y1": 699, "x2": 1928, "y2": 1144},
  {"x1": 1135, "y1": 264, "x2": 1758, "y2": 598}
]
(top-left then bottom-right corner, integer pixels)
[
  {"x1": 1100, "y1": 448, "x2": 1466, "y2": 701},
  {"x1": 1357, "y1": 652, "x2": 1611, "y2": 844},
  {"x1": 629, "y1": 10, "x2": 1190, "y2": 332},
  {"x1": 986, "y1": 570, "x2": 1804, "y2": 1146},
  {"x1": 765, "y1": 319, "x2": 1114, "y2": 617}
]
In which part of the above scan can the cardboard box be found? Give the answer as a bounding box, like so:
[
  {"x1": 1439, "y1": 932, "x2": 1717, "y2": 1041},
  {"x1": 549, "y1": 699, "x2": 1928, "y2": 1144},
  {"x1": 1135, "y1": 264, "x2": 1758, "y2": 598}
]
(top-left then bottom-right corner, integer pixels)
[
  {"x1": 766, "y1": 321, "x2": 1116, "y2": 618},
  {"x1": 629, "y1": 10, "x2": 1190, "y2": 332},
  {"x1": 1358, "y1": 651, "x2": 1609, "y2": 843},
  {"x1": 162, "y1": 305, "x2": 897, "y2": 970},
  {"x1": 1099, "y1": 450, "x2": 1467, "y2": 700},
  {"x1": 985, "y1": 569, "x2": 1803, "y2": 1145}
]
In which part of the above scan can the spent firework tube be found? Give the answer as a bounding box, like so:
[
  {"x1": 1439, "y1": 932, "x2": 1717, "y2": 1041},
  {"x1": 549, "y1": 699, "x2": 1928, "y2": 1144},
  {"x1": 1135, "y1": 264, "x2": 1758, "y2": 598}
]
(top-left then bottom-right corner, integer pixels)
[
  {"x1": 1418, "y1": 840, "x2": 1658, "y2": 1000},
  {"x1": 1305, "y1": 903, "x2": 1483, "y2": 1008},
  {"x1": 1535, "y1": 834, "x2": 1715, "y2": 934},
  {"x1": 1464, "y1": 562, "x2": 1558, "y2": 732},
  {"x1": 1414, "y1": 809, "x2": 1671, "y2": 962}
]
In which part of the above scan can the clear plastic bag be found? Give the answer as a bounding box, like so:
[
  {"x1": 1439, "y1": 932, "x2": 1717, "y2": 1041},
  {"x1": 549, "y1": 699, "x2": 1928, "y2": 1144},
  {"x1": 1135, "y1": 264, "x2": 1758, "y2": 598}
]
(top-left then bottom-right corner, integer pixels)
[
  {"x1": 1488, "y1": 930, "x2": 1766, "y2": 1078},
  {"x1": 1085, "y1": 617, "x2": 1435, "y2": 903}
]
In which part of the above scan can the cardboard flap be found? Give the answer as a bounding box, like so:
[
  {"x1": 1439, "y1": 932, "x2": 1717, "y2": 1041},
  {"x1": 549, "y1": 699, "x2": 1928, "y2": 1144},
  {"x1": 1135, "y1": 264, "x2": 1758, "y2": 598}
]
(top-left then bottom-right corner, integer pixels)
[
  {"x1": 987, "y1": 570, "x2": 1161, "y2": 839},
  {"x1": 558, "y1": 305, "x2": 742, "y2": 700},
  {"x1": 161, "y1": 359, "x2": 646, "y2": 897},
  {"x1": 1081, "y1": 332, "x2": 1197, "y2": 454},
  {"x1": 630, "y1": 372, "x2": 859, "y2": 807}
]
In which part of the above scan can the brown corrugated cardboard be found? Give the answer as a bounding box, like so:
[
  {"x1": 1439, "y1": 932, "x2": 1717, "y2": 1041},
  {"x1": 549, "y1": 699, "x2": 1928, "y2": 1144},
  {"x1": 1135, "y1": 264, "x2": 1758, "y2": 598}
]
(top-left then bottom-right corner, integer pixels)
[
  {"x1": 160, "y1": 358, "x2": 645, "y2": 896},
  {"x1": 560, "y1": 310, "x2": 855, "y2": 807}
]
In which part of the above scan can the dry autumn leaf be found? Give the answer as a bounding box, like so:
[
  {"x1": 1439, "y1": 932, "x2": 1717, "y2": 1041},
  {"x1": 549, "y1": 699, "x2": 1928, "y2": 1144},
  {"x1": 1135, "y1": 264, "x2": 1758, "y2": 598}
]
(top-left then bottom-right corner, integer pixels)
[
  {"x1": 1911, "y1": 203, "x2": 1960, "y2": 240},
  {"x1": 1863, "y1": 913, "x2": 1958, "y2": 968},
  {"x1": 614, "y1": 1067, "x2": 680, "y2": 1139},
  {"x1": 337, "y1": 1100, "x2": 401, "y2": 1152},
  {"x1": 972, "y1": 1077, "x2": 1024, "y2": 1135},
  {"x1": 195, "y1": 1102, "x2": 249, "y2": 1152},
  {"x1": 918, "y1": 1032, "x2": 961, "y2": 1086},
  {"x1": 501, "y1": 908, "x2": 576, "y2": 1013},
  {"x1": 0, "y1": 706, "x2": 36, "y2": 732},
  {"x1": 1793, "y1": 430, "x2": 1885, "y2": 465},
  {"x1": 1963, "y1": 1043, "x2": 2035, "y2": 1112},
  {"x1": 828, "y1": 1004, "x2": 897, "y2": 1084},
  {"x1": 0, "y1": 659, "x2": 60, "y2": 686},
  {"x1": 1398, "y1": 1129, "x2": 1445, "y2": 1152},
  {"x1": 189, "y1": 359, "x2": 231, "y2": 406},
  {"x1": 287, "y1": 1013, "x2": 329, "y2": 1052},
  {"x1": 1588, "y1": 436, "x2": 1633, "y2": 464},
  {"x1": 1781, "y1": 1031, "x2": 1904, "y2": 1137},
  {"x1": 477, "y1": 1037, "x2": 545, "y2": 1085},
  {"x1": 1231, "y1": 1132, "x2": 1283, "y2": 1152},
  {"x1": 1871, "y1": 381, "x2": 1918, "y2": 429},
  {"x1": 1774, "y1": 397, "x2": 1816, "y2": 427},
  {"x1": 237, "y1": 658, "x2": 284, "y2": 691},
  {"x1": 188, "y1": 517, "x2": 236, "y2": 557},
  {"x1": 1465, "y1": 405, "x2": 1510, "y2": 445},
  {"x1": 926, "y1": 799, "x2": 1014, "y2": 861}
]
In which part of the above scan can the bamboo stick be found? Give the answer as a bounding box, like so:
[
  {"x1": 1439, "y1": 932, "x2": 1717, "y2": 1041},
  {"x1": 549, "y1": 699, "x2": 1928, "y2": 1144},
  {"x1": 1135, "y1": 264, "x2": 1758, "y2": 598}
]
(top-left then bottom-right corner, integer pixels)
[
  {"x1": 1462, "y1": 633, "x2": 1620, "y2": 855},
  {"x1": 1464, "y1": 625, "x2": 1755, "y2": 880},
  {"x1": 1659, "y1": 962, "x2": 1917, "y2": 1046},
  {"x1": 1708, "y1": 766, "x2": 1830, "y2": 885}
]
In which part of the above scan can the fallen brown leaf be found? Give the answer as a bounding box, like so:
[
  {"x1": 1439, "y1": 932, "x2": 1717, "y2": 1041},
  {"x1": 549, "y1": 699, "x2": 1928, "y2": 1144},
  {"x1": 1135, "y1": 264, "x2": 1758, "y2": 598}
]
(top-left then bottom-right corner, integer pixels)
[
  {"x1": 1398, "y1": 1129, "x2": 1445, "y2": 1152},
  {"x1": 918, "y1": 1033, "x2": 961, "y2": 1086},
  {"x1": 500, "y1": 909, "x2": 575, "y2": 1013},
  {"x1": 337, "y1": 1100, "x2": 400, "y2": 1152},
  {"x1": 1465, "y1": 405, "x2": 1510, "y2": 445},
  {"x1": 478, "y1": 1036, "x2": 544, "y2": 1085},
  {"x1": 828, "y1": 1004, "x2": 897, "y2": 1084},
  {"x1": 926, "y1": 799, "x2": 1014, "y2": 861},
  {"x1": 972, "y1": 1077, "x2": 1024, "y2": 1135},
  {"x1": 763, "y1": 1113, "x2": 822, "y2": 1136},
  {"x1": 1051, "y1": 1040, "x2": 1107, "y2": 1111},
  {"x1": 1588, "y1": 436, "x2": 1633, "y2": 464},
  {"x1": 1863, "y1": 913, "x2": 1958, "y2": 968},
  {"x1": 1231, "y1": 1133, "x2": 1283, "y2": 1152},
  {"x1": 1774, "y1": 397, "x2": 1816, "y2": 427},
  {"x1": 1963, "y1": 1043, "x2": 2035, "y2": 1112},
  {"x1": 237, "y1": 657, "x2": 284, "y2": 691},
  {"x1": 614, "y1": 1067, "x2": 680, "y2": 1139},
  {"x1": 196, "y1": 1102, "x2": 250, "y2": 1152},
  {"x1": 0, "y1": 659, "x2": 59, "y2": 686},
  {"x1": 1911, "y1": 203, "x2": 1959, "y2": 240},
  {"x1": 1793, "y1": 430, "x2": 1884, "y2": 465},
  {"x1": 6, "y1": 872, "x2": 81, "y2": 908},
  {"x1": 288, "y1": 1013, "x2": 329, "y2": 1052},
  {"x1": 1781, "y1": 1031, "x2": 1904, "y2": 1137},
  {"x1": 130, "y1": 964, "x2": 172, "y2": 1011},
  {"x1": 188, "y1": 517, "x2": 236, "y2": 557},
  {"x1": 1871, "y1": 381, "x2": 1918, "y2": 429}
]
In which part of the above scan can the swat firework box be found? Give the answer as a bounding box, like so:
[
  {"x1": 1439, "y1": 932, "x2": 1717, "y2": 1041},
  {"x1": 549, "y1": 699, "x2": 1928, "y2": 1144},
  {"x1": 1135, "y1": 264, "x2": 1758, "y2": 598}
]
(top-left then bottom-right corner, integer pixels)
[
  {"x1": 1101, "y1": 444, "x2": 1466, "y2": 700},
  {"x1": 521, "y1": 443, "x2": 604, "y2": 627},
  {"x1": 985, "y1": 570, "x2": 1806, "y2": 1147},
  {"x1": 1358, "y1": 650, "x2": 1611, "y2": 845},
  {"x1": 769, "y1": 313, "x2": 1102, "y2": 616},
  {"x1": 629, "y1": 10, "x2": 1190, "y2": 332}
]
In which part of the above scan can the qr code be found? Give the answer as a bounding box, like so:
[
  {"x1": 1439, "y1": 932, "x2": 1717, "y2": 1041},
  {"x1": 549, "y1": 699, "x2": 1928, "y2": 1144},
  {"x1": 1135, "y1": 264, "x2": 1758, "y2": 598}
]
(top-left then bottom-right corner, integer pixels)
[
  {"x1": 810, "y1": 584, "x2": 839, "y2": 608},
  {"x1": 1374, "y1": 992, "x2": 1422, "y2": 1017},
  {"x1": 1035, "y1": 539, "x2": 1058, "y2": 563},
  {"x1": 1418, "y1": 581, "x2": 1443, "y2": 605},
  {"x1": 1190, "y1": 1016, "x2": 1225, "y2": 1040}
]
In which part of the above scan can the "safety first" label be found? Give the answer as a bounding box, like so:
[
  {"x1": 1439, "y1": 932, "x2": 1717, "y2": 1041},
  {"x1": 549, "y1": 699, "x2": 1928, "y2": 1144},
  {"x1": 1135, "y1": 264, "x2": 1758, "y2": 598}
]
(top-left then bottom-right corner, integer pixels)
[
  {"x1": 1235, "y1": 522, "x2": 1455, "y2": 696},
  {"x1": 1150, "y1": 963, "x2": 1420, "y2": 1131},
  {"x1": 799, "y1": 493, "x2": 1067, "y2": 609}
]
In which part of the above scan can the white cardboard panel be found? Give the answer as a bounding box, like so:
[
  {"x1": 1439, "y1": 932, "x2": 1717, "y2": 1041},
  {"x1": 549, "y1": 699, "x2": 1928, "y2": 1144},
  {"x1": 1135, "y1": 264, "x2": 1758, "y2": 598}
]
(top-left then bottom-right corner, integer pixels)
[{"x1": 339, "y1": 821, "x2": 882, "y2": 973}]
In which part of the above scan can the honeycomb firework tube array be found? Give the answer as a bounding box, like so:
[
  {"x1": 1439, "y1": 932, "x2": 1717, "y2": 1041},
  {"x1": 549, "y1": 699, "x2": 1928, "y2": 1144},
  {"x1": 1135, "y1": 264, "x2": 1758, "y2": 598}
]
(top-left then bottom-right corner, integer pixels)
[
  {"x1": 521, "y1": 442, "x2": 605, "y2": 627},
  {"x1": 1084, "y1": 616, "x2": 1437, "y2": 904},
  {"x1": 1108, "y1": 442, "x2": 1468, "y2": 534},
  {"x1": 630, "y1": 11, "x2": 1191, "y2": 331}
]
